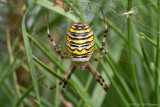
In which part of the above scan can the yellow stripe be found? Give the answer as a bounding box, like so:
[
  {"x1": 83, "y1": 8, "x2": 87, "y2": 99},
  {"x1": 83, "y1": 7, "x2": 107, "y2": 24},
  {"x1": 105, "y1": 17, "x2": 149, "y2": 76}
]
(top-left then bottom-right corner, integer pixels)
[
  {"x1": 74, "y1": 23, "x2": 86, "y2": 26},
  {"x1": 70, "y1": 28, "x2": 75, "y2": 32},
  {"x1": 74, "y1": 23, "x2": 77, "y2": 26},
  {"x1": 69, "y1": 28, "x2": 91, "y2": 33},
  {"x1": 66, "y1": 45, "x2": 94, "y2": 54},
  {"x1": 66, "y1": 35, "x2": 94, "y2": 43},
  {"x1": 75, "y1": 30, "x2": 85, "y2": 33},
  {"x1": 85, "y1": 28, "x2": 91, "y2": 32}
]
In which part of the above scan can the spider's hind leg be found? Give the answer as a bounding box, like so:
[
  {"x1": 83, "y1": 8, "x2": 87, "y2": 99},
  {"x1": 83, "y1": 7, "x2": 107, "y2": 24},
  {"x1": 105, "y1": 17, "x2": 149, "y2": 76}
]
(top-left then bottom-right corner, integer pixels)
[
  {"x1": 86, "y1": 62, "x2": 109, "y2": 92},
  {"x1": 61, "y1": 66, "x2": 75, "y2": 94},
  {"x1": 41, "y1": 64, "x2": 76, "y2": 93},
  {"x1": 41, "y1": 78, "x2": 65, "y2": 89}
]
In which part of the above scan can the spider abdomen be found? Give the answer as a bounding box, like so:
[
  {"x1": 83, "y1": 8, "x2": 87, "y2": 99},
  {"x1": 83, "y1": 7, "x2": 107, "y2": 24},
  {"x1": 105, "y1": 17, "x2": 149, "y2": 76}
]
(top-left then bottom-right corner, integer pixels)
[{"x1": 65, "y1": 22, "x2": 95, "y2": 62}]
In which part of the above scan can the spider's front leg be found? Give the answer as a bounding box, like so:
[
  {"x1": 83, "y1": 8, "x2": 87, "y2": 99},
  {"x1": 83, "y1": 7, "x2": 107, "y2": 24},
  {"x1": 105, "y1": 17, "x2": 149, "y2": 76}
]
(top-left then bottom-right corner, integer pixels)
[
  {"x1": 41, "y1": 63, "x2": 76, "y2": 93},
  {"x1": 90, "y1": 41, "x2": 111, "y2": 61},
  {"x1": 47, "y1": 13, "x2": 69, "y2": 59},
  {"x1": 91, "y1": 8, "x2": 111, "y2": 61},
  {"x1": 93, "y1": 8, "x2": 108, "y2": 54}
]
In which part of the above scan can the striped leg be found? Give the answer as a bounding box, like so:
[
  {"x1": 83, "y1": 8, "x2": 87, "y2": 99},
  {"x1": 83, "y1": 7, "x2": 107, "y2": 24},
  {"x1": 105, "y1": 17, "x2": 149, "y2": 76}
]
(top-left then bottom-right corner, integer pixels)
[
  {"x1": 58, "y1": 39, "x2": 63, "y2": 49},
  {"x1": 90, "y1": 42, "x2": 111, "y2": 61},
  {"x1": 60, "y1": 56, "x2": 70, "y2": 59},
  {"x1": 58, "y1": 39, "x2": 70, "y2": 59},
  {"x1": 41, "y1": 64, "x2": 76, "y2": 91},
  {"x1": 61, "y1": 65, "x2": 76, "y2": 94},
  {"x1": 93, "y1": 8, "x2": 108, "y2": 54},
  {"x1": 86, "y1": 62, "x2": 109, "y2": 92},
  {"x1": 47, "y1": 13, "x2": 68, "y2": 57},
  {"x1": 41, "y1": 78, "x2": 65, "y2": 89}
]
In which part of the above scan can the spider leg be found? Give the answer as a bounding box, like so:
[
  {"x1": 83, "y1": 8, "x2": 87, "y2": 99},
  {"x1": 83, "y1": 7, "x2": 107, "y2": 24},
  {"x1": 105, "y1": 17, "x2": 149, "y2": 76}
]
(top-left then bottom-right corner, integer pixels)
[
  {"x1": 41, "y1": 78, "x2": 65, "y2": 89},
  {"x1": 41, "y1": 64, "x2": 76, "y2": 91},
  {"x1": 93, "y1": 8, "x2": 108, "y2": 54},
  {"x1": 57, "y1": 39, "x2": 70, "y2": 59},
  {"x1": 60, "y1": 55, "x2": 70, "y2": 59},
  {"x1": 47, "y1": 13, "x2": 68, "y2": 57},
  {"x1": 86, "y1": 62, "x2": 109, "y2": 92},
  {"x1": 61, "y1": 65, "x2": 76, "y2": 94},
  {"x1": 90, "y1": 42, "x2": 111, "y2": 61},
  {"x1": 59, "y1": 39, "x2": 63, "y2": 49}
]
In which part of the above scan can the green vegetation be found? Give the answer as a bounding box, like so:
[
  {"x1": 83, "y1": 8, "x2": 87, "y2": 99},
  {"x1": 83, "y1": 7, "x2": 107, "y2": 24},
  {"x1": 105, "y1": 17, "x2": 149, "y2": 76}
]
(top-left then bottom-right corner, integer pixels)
[{"x1": 0, "y1": 0, "x2": 159, "y2": 107}]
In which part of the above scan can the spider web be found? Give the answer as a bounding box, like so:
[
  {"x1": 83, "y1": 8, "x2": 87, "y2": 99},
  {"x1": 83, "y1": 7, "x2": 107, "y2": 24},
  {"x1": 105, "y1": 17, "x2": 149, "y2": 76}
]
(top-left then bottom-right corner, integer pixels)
[
  {"x1": 1, "y1": 1, "x2": 159, "y2": 58},
  {"x1": 4, "y1": 0, "x2": 157, "y2": 65},
  {"x1": 1, "y1": 0, "x2": 159, "y2": 106},
  {"x1": 70, "y1": 1, "x2": 159, "y2": 106},
  {"x1": 70, "y1": 0, "x2": 159, "y2": 64},
  {"x1": 1, "y1": 0, "x2": 158, "y2": 87}
]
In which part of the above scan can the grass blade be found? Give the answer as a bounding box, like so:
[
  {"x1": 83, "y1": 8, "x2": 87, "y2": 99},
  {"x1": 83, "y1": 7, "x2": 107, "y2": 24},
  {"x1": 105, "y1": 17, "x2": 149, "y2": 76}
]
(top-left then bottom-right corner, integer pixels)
[
  {"x1": 127, "y1": 0, "x2": 143, "y2": 106},
  {"x1": 100, "y1": 60, "x2": 130, "y2": 107},
  {"x1": 154, "y1": 0, "x2": 160, "y2": 106},
  {"x1": 0, "y1": 48, "x2": 21, "y2": 86},
  {"x1": 22, "y1": 0, "x2": 41, "y2": 106},
  {"x1": 15, "y1": 76, "x2": 44, "y2": 107},
  {"x1": 138, "y1": 35, "x2": 154, "y2": 75},
  {"x1": 140, "y1": 33, "x2": 160, "y2": 48},
  {"x1": 35, "y1": 0, "x2": 78, "y2": 22}
]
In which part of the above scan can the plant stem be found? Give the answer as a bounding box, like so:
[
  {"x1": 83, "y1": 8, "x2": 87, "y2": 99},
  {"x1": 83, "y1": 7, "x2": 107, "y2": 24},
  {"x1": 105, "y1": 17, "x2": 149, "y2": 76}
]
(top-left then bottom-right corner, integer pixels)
[
  {"x1": 127, "y1": 0, "x2": 143, "y2": 106},
  {"x1": 66, "y1": 0, "x2": 87, "y2": 23},
  {"x1": 154, "y1": 0, "x2": 160, "y2": 106},
  {"x1": 15, "y1": 75, "x2": 44, "y2": 107},
  {"x1": 0, "y1": 48, "x2": 21, "y2": 86},
  {"x1": 6, "y1": 30, "x2": 23, "y2": 107},
  {"x1": 22, "y1": 0, "x2": 41, "y2": 106}
]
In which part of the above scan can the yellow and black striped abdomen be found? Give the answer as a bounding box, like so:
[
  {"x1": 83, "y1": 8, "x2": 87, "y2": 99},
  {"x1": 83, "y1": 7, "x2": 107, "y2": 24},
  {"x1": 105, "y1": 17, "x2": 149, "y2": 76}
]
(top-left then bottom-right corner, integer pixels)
[{"x1": 65, "y1": 22, "x2": 95, "y2": 62}]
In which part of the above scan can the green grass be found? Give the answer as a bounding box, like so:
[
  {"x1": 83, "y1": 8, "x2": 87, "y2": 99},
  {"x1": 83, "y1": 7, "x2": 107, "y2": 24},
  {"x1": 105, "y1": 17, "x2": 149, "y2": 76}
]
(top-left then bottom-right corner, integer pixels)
[
  {"x1": 0, "y1": 0, "x2": 160, "y2": 107},
  {"x1": 127, "y1": 0, "x2": 143, "y2": 107},
  {"x1": 22, "y1": 0, "x2": 42, "y2": 106},
  {"x1": 154, "y1": 0, "x2": 160, "y2": 106}
]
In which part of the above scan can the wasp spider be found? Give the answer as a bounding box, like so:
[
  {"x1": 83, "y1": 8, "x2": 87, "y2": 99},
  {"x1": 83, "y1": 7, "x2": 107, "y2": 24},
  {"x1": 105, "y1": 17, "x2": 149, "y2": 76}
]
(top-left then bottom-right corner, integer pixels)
[{"x1": 42, "y1": 8, "x2": 110, "y2": 93}]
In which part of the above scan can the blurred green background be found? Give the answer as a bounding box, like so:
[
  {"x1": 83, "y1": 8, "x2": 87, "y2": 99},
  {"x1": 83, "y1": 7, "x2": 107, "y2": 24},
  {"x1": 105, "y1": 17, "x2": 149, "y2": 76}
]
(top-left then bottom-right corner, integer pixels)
[{"x1": 0, "y1": 0, "x2": 160, "y2": 107}]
